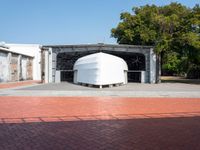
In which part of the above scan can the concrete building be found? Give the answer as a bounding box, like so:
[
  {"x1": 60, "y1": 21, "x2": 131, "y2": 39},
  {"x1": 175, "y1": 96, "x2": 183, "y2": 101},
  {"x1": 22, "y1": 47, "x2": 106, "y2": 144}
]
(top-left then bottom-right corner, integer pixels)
[
  {"x1": 0, "y1": 43, "x2": 41, "y2": 82},
  {"x1": 41, "y1": 44, "x2": 159, "y2": 84}
]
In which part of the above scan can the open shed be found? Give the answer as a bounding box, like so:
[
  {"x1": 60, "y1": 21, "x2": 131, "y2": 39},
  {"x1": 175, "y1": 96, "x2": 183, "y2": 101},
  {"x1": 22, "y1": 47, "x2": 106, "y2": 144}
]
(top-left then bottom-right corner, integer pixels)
[
  {"x1": 41, "y1": 44, "x2": 159, "y2": 84},
  {"x1": 73, "y1": 52, "x2": 128, "y2": 87}
]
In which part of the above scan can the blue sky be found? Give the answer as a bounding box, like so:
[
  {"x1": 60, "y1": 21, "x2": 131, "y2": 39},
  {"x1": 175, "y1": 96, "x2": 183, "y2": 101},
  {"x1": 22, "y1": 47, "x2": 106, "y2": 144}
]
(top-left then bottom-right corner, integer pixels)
[{"x1": 0, "y1": 0, "x2": 199, "y2": 45}]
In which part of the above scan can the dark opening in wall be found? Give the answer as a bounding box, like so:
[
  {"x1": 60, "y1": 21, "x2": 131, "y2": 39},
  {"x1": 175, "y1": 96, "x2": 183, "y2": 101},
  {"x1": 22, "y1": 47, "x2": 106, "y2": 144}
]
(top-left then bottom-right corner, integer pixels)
[
  {"x1": 128, "y1": 72, "x2": 141, "y2": 82},
  {"x1": 103, "y1": 51, "x2": 146, "y2": 71},
  {"x1": 61, "y1": 71, "x2": 74, "y2": 82},
  {"x1": 56, "y1": 51, "x2": 145, "y2": 83},
  {"x1": 56, "y1": 52, "x2": 96, "y2": 70}
]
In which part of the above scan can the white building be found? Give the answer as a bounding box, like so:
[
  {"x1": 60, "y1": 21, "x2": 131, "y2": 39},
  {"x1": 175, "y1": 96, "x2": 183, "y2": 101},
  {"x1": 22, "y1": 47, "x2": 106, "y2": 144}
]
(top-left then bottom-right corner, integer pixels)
[
  {"x1": 0, "y1": 43, "x2": 41, "y2": 82},
  {"x1": 5, "y1": 44, "x2": 41, "y2": 81},
  {"x1": 0, "y1": 45, "x2": 10, "y2": 82},
  {"x1": 1, "y1": 43, "x2": 159, "y2": 84}
]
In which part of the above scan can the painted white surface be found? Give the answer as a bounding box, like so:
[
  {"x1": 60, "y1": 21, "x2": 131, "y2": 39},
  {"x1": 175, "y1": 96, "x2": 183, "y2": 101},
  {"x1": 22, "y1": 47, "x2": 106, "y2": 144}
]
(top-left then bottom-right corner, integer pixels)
[
  {"x1": 141, "y1": 71, "x2": 145, "y2": 83},
  {"x1": 6, "y1": 44, "x2": 41, "y2": 80},
  {"x1": 150, "y1": 48, "x2": 156, "y2": 83},
  {"x1": 0, "y1": 52, "x2": 9, "y2": 82},
  {"x1": 48, "y1": 48, "x2": 53, "y2": 83},
  {"x1": 44, "y1": 50, "x2": 49, "y2": 83},
  {"x1": 73, "y1": 52, "x2": 128, "y2": 85},
  {"x1": 55, "y1": 71, "x2": 61, "y2": 83},
  {"x1": 21, "y1": 57, "x2": 27, "y2": 80}
]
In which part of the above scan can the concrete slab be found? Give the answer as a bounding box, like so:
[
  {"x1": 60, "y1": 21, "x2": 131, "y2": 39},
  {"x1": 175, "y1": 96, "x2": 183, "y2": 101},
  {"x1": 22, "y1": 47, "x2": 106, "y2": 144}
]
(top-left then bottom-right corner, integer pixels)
[
  {"x1": 0, "y1": 82, "x2": 200, "y2": 98},
  {"x1": 17, "y1": 82, "x2": 200, "y2": 91}
]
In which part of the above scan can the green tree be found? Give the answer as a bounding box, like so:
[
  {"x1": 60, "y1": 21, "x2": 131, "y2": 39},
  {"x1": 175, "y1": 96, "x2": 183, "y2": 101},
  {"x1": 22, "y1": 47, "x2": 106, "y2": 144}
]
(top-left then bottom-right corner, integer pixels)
[{"x1": 111, "y1": 3, "x2": 200, "y2": 77}]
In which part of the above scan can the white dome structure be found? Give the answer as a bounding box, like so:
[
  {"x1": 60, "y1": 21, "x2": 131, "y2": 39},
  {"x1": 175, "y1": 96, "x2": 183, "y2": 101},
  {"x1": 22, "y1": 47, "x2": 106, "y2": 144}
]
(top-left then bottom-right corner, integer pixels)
[{"x1": 73, "y1": 52, "x2": 128, "y2": 87}]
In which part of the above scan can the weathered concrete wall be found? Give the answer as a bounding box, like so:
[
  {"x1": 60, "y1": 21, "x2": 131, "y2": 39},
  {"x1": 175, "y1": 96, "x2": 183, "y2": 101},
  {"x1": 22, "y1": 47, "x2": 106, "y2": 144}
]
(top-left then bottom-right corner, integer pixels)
[
  {"x1": 19, "y1": 56, "x2": 33, "y2": 81},
  {"x1": 0, "y1": 51, "x2": 9, "y2": 82},
  {"x1": 27, "y1": 58, "x2": 33, "y2": 80},
  {"x1": 11, "y1": 54, "x2": 19, "y2": 81},
  {"x1": 41, "y1": 50, "x2": 45, "y2": 82},
  {"x1": 0, "y1": 49, "x2": 33, "y2": 82},
  {"x1": 6, "y1": 44, "x2": 41, "y2": 81},
  {"x1": 21, "y1": 57, "x2": 27, "y2": 80}
]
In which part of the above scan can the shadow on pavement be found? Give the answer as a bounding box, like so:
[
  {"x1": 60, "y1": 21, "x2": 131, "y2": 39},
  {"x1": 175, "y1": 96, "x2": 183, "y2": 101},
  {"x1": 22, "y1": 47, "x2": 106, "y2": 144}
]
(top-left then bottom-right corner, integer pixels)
[
  {"x1": 0, "y1": 116, "x2": 200, "y2": 150},
  {"x1": 161, "y1": 77, "x2": 200, "y2": 85}
]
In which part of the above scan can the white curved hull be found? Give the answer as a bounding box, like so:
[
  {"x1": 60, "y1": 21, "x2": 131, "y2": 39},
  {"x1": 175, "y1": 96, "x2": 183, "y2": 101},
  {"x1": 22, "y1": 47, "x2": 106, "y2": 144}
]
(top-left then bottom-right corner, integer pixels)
[{"x1": 73, "y1": 52, "x2": 128, "y2": 86}]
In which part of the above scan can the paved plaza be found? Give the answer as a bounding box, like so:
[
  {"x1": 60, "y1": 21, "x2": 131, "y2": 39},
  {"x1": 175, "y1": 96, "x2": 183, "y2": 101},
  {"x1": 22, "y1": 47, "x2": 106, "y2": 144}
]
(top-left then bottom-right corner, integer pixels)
[
  {"x1": 1, "y1": 116, "x2": 200, "y2": 150},
  {"x1": 0, "y1": 96, "x2": 200, "y2": 150},
  {"x1": 0, "y1": 82, "x2": 200, "y2": 97},
  {"x1": 0, "y1": 81, "x2": 200, "y2": 149}
]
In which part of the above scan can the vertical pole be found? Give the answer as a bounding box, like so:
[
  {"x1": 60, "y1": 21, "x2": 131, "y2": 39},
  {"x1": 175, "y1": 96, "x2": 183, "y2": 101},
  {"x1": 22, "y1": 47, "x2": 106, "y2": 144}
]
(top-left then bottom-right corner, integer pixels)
[
  {"x1": 141, "y1": 71, "x2": 145, "y2": 83},
  {"x1": 149, "y1": 48, "x2": 156, "y2": 83},
  {"x1": 144, "y1": 53, "x2": 149, "y2": 83},
  {"x1": 7, "y1": 52, "x2": 11, "y2": 81},
  {"x1": 18, "y1": 55, "x2": 21, "y2": 81},
  {"x1": 48, "y1": 48, "x2": 53, "y2": 83},
  {"x1": 157, "y1": 54, "x2": 161, "y2": 83}
]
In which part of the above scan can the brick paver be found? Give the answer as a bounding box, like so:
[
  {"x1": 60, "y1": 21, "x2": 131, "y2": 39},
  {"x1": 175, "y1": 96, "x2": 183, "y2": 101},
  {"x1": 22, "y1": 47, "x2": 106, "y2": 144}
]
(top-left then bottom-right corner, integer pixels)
[
  {"x1": 0, "y1": 96, "x2": 200, "y2": 150},
  {"x1": 0, "y1": 97, "x2": 200, "y2": 121},
  {"x1": 0, "y1": 80, "x2": 41, "y2": 89}
]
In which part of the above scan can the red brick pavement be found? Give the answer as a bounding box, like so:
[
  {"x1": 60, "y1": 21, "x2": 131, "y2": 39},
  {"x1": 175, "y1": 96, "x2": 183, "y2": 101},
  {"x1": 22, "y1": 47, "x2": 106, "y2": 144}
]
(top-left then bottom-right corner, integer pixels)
[
  {"x1": 0, "y1": 97, "x2": 200, "y2": 123},
  {"x1": 0, "y1": 80, "x2": 41, "y2": 89},
  {"x1": 0, "y1": 96, "x2": 200, "y2": 150}
]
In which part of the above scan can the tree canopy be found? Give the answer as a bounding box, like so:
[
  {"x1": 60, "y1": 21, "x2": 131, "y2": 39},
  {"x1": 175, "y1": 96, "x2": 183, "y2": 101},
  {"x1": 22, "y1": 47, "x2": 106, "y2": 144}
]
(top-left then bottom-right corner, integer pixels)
[{"x1": 111, "y1": 3, "x2": 200, "y2": 78}]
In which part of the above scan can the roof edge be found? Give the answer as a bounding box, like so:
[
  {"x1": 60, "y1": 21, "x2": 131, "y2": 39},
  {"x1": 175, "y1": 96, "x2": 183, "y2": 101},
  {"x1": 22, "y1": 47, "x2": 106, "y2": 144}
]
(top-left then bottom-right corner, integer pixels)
[{"x1": 42, "y1": 43, "x2": 154, "y2": 49}]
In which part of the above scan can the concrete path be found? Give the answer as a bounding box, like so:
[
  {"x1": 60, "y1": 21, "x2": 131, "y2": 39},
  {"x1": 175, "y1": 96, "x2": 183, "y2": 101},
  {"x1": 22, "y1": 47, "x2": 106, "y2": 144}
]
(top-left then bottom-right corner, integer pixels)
[
  {"x1": 0, "y1": 80, "x2": 41, "y2": 89},
  {"x1": 0, "y1": 82, "x2": 200, "y2": 98}
]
